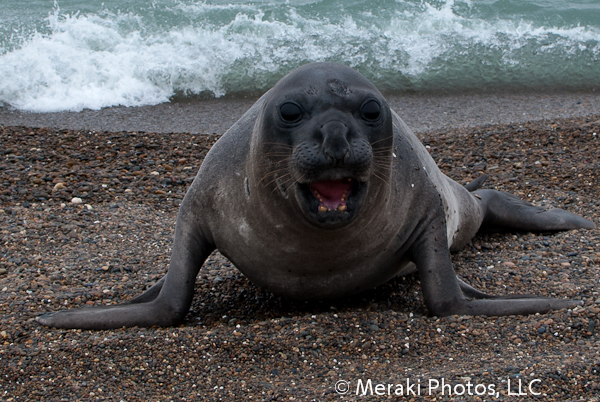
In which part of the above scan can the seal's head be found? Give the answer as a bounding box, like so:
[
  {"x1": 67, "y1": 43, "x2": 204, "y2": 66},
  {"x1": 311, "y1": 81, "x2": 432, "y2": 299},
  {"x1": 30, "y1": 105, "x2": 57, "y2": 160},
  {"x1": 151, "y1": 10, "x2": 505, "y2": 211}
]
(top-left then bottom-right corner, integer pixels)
[{"x1": 254, "y1": 63, "x2": 394, "y2": 229}]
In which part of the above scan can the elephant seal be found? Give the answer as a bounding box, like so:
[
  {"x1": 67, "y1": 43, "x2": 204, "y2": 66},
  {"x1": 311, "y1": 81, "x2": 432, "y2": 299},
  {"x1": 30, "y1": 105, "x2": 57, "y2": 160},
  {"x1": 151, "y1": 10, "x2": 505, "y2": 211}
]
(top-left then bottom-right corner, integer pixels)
[{"x1": 38, "y1": 63, "x2": 595, "y2": 329}]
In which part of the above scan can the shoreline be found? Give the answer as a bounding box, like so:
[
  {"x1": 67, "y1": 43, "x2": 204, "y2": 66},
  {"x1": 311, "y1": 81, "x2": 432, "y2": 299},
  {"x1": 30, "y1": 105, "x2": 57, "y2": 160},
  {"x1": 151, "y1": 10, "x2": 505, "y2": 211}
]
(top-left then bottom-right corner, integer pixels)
[{"x1": 1, "y1": 90, "x2": 600, "y2": 135}]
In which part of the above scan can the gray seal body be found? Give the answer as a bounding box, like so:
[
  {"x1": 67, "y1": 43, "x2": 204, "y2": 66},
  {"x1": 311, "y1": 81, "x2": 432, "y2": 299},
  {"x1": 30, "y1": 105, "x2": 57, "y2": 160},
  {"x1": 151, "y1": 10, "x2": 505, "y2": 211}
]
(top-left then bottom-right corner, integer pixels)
[{"x1": 38, "y1": 63, "x2": 595, "y2": 329}]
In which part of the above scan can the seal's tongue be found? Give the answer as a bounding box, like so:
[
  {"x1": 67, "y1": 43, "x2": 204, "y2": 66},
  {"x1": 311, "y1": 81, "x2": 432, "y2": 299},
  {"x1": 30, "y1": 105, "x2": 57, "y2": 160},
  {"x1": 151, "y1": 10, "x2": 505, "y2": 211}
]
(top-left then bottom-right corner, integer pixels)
[{"x1": 309, "y1": 179, "x2": 353, "y2": 212}]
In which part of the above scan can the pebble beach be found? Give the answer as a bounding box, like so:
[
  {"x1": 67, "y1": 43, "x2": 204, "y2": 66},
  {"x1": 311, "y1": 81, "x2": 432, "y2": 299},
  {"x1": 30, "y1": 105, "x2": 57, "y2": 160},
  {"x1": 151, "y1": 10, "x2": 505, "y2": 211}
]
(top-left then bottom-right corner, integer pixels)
[{"x1": 1, "y1": 94, "x2": 600, "y2": 401}]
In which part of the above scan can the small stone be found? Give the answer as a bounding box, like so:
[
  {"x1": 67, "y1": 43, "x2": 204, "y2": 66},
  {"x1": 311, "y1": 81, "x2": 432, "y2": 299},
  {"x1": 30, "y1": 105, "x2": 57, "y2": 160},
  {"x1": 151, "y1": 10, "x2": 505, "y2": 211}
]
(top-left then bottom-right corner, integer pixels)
[
  {"x1": 71, "y1": 197, "x2": 83, "y2": 204},
  {"x1": 53, "y1": 183, "x2": 66, "y2": 192},
  {"x1": 85, "y1": 204, "x2": 93, "y2": 210},
  {"x1": 150, "y1": 171, "x2": 160, "y2": 176}
]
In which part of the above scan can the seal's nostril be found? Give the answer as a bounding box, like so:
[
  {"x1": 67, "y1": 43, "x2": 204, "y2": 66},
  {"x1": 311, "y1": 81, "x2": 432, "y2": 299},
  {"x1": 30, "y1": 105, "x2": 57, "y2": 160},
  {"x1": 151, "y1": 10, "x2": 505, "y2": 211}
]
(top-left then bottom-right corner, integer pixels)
[{"x1": 323, "y1": 150, "x2": 336, "y2": 165}]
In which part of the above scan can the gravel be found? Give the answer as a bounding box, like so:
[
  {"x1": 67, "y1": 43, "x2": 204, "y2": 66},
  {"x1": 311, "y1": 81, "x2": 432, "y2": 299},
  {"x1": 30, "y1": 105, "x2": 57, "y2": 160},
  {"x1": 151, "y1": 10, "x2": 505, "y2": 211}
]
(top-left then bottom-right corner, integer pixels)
[{"x1": 1, "y1": 114, "x2": 600, "y2": 401}]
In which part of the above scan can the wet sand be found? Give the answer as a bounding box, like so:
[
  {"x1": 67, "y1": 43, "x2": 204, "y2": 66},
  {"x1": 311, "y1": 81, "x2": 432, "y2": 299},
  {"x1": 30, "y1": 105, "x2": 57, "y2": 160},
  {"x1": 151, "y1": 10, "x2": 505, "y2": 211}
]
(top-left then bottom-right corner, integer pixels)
[{"x1": 1, "y1": 90, "x2": 600, "y2": 135}]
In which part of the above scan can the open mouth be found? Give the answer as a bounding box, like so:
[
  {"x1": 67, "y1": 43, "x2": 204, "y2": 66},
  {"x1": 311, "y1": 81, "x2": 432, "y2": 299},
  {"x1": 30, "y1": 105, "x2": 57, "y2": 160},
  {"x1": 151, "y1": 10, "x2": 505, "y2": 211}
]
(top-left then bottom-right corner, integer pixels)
[
  {"x1": 309, "y1": 178, "x2": 353, "y2": 212},
  {"x1": 296, "y1": 176, "x2": 366, "y2": 227}
]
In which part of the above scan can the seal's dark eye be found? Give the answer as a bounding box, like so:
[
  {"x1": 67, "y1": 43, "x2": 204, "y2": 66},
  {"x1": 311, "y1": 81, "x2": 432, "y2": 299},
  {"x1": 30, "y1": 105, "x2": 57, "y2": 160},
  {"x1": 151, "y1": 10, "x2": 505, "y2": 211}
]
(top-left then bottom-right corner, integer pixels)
[
  {"x1": 361, "y1": 100, "x2": 381, "y2": 121},
  {"x1": 279, "y1": 102, "x2": 303, "y2": 123}
]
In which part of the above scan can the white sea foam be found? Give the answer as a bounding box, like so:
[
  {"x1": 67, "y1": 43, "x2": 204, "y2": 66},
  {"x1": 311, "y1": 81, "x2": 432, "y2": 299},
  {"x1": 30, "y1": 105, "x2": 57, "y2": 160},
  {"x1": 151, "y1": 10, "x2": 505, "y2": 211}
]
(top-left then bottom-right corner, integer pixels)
[{"x1": 0, "y1": 0, "x2": 598, "y2": 112}]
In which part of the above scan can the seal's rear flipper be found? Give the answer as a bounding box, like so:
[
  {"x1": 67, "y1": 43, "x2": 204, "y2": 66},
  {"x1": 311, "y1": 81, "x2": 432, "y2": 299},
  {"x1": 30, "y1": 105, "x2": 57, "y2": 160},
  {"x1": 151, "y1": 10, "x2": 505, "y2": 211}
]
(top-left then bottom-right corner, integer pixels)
[
  {"x1": 474, "y1": 189, "x2": 595, "y2": 233},
  {"x1": 458, "y1": 277, "x2": 542, "y2": 300},
  {"x1": 414, "y1": 227, "x2": 582, "y2": 317},
  {"x1": 457, "y1": 277, "x2": 493, "y2": 299},
  {"x1": 125, "y1": 276, "x2": 165, "y2": 304},
  {"x1": 464, "y1": 174, "x2": 488, "y2": 192}
]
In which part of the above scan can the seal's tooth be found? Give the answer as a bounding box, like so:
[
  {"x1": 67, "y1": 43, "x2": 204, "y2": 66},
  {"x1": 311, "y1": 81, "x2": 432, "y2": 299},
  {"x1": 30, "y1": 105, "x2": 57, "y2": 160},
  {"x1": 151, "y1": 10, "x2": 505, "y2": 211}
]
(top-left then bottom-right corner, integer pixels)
[
  {"x1": 319, "y1": 205, "x2": 327, "y2": 213},
  {"x1": 338, "y1": 204, "x2": 347, "y2": 211}
]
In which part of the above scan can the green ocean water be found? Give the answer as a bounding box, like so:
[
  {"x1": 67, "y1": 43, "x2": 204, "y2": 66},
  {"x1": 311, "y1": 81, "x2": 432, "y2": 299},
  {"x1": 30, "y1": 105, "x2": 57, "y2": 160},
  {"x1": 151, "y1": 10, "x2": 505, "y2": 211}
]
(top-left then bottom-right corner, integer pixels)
[{"x1": 1, "y1": 0, "x2": 599, "y2": 112}]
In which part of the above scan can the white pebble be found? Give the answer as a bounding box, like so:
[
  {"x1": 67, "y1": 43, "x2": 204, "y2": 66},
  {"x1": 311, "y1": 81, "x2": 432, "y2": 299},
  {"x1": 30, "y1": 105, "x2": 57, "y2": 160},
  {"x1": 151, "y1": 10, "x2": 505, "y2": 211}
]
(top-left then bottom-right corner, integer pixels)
[{"x1": 71, "y1": 197, "x2": 83, "y2": 204}]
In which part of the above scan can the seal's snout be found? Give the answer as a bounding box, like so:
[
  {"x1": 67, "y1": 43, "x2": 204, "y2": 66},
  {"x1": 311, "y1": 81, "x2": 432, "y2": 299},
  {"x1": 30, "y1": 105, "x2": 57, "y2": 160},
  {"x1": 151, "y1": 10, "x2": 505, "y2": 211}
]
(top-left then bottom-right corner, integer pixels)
[
  {"x1": 321, "y1": 121, "x2": 351, "y2": 166},
  {"x1": 310, "y1": 178, "x2": 353, "y2": 212}
]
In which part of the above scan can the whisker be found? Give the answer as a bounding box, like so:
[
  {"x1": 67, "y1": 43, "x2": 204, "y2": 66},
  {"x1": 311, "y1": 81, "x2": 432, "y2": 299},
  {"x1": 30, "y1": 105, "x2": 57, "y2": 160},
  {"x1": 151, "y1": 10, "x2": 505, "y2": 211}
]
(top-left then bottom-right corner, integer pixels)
[
  {"x1": 261, "y1": 170, "x2": 291, "y2": 184},
  {"x1": 270, "y1": 173, "x2": 305, "y2": 194},
  {"x1": 372, "y1": 165, "x2": 391, "y2": 175},
  {"x1": 371, "y1": 146, "x2": 393, "y2": 152},
  {"x1": 287, "y1": 173, "x2": 306, "y2": 188},
  {"x1": 256, "y1": 158, "x2": 292, "y2": 169},
  {"x1": 257, "y1": 158, "x2": 291, "y2": 167},
  {"x1": 373, "y1": 166, "x2": 391, "y2": 178},
  {"x1": 371, "y1": 147, "x2": 393, "y2": 154},
  {"x1": 371, "y1": 149, "x2": 392, "y2": 156},
  {"x1": 262, "y1": 144, "x2": 293, "y2": 151},
  {"x1": 372, "y1": 172, "x2": 391, "y2": 187},
  {"x1": 263, "y1": 172, "x2": 292, "y2": 188},
  {"x1": 371, "y1": 161, "x2": 392, "y2": 166},
  {"x1": 259, "y1": 167, "x2": 292, "y2": 181},
  {"x1": 263, "y1": 141, "x2": 293, "y2": 146},
  {"x1": 369, "y1": 135, "x2": 394, "y2": 146}
]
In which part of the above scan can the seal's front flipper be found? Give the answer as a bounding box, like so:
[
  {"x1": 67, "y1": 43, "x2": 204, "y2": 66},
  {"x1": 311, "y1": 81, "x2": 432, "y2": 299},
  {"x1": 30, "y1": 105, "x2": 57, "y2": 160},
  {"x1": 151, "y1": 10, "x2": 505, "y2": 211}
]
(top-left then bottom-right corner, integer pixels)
[
  {"x1": 464, "y1": 174, "x2": 488, "y2": 192},
  {"x1": 413, "y1": 229, "x2": 580, "y2": 317},
  {"x1": 475, "y1": 189, "x2": 595, "y2": 233},
  {"x1": 37, "y1": 203, "x2": 215, "y2": 329}
]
